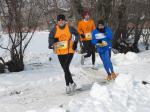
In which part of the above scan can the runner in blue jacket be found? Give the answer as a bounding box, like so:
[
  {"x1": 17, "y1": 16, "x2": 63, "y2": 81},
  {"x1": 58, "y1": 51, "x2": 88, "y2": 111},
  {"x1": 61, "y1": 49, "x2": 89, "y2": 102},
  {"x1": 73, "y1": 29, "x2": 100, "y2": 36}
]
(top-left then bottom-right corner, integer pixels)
[{"x1": 92, "y1": 20, "x2": 117, "y2": 80}]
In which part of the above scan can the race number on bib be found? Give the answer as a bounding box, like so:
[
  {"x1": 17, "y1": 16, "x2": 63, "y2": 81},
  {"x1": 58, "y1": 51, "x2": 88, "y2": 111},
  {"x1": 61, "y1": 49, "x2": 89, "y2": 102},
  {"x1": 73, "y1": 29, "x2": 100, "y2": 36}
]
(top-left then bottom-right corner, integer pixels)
[
  {"x1": 97, "y1": 41, "x2": 108, "y2": 47},
  {"x1": 95, "y1": 33, "x2": 106, "y2": 39},
  {"x1": 55, "y1": 41, "x2": 68, "y2": 50},
  {"x1": 85, "y1": 33, "x2": 92, "y2": 39}
]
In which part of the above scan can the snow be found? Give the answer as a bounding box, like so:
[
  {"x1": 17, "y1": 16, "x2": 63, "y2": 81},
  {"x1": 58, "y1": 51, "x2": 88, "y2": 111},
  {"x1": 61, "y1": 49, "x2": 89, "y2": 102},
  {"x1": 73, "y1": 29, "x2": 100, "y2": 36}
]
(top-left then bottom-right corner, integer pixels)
[{"x1": 0, "y1": 31, "x2": 150, "y2": 112}]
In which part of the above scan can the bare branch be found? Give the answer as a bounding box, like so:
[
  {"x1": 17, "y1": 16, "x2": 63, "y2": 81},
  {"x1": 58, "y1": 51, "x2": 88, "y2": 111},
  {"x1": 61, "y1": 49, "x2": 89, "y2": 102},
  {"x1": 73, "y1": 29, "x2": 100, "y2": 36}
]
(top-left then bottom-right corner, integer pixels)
[{"x1": 0, "y1": 45, "x2": 10, "y2": 52}]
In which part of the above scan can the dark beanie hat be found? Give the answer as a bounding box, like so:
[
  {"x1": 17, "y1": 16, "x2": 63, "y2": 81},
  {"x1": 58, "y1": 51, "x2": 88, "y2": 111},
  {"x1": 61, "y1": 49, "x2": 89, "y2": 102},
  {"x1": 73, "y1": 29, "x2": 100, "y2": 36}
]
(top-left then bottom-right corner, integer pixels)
[
  {"x1": 57, "y1": 14, "x2": 66, "y2": 21},
  {"x1": 97, "y1": 20, "x2": 105, "y2": 25}
]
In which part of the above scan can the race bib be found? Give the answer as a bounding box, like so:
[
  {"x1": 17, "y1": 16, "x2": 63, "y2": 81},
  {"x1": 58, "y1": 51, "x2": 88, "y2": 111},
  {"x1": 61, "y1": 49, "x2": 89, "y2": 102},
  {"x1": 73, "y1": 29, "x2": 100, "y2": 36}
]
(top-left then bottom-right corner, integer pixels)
[
  {"x1": 97, "y1": 41, "x2": 108, "y2": 47},
  {"x1": 54, "y1": 41, "x2": 68, "y2": 50},
  {"x1": 85, "y1": 33, "x2": 92, "y2": 39},
  {"x1": 102, "y1": 41, "x2": 108, "y2": 46},
  {"x1": 95, "y1": 33, "x2": 106, "y2": 39}
]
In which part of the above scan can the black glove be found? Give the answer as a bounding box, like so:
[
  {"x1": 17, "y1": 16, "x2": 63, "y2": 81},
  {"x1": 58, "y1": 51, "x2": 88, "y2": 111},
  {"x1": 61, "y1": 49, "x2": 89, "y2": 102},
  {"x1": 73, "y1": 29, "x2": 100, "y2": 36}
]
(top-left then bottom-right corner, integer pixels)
[
  {"x1": 81, "y1": 34, "x2": 85, "y2": 38},
  {"x1": 48, "y1": 45, "x2": 53, "y2": 49},
  {"x1": 54, "y1": 38, "x2": 59, "y2": 43},
  {"x1": 72, "y1": 41, "x2": 78, "y2": 50},
  {"x1": 98, "y1": 39, "x2": 102, "y2": 43}
]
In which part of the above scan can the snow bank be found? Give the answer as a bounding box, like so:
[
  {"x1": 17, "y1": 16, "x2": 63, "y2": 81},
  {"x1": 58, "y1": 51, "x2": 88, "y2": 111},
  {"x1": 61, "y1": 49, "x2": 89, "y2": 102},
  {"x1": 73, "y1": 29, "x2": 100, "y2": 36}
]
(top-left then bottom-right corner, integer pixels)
[
  {"x1": 48, "y1": 108, "x2": 66, "y2": 112},
  {"x1": 25, "y1": 110, "x2": 37, "y2": 112},
  {"x1": 68, "y1": 73, "x2": 150, "y2": 112},
  {"x1": 90, "y1": 83, "x2": 110, "y2": 101},
  {"x1": 113, "y1": 52, "x2": 139, "y2": 65},
  {"x1": 0, "y1": 31, "x2": 150, "y2": 112}
]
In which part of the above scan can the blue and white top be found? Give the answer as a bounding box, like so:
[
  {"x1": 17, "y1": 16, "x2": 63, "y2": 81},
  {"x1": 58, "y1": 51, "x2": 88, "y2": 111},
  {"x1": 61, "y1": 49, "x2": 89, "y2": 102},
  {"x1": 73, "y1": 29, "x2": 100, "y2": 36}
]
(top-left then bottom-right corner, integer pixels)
[{"x1": 92, "y1": 27, "x2": 113, "y2": 53}]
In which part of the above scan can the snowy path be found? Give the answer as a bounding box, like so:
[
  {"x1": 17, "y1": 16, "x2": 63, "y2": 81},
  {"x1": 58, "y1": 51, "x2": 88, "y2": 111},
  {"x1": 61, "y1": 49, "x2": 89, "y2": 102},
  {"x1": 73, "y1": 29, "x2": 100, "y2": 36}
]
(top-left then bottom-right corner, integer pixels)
[
  {"x1": 0, "y1": 32, "x2": 150, "y2": 112},
  {"x1": 0, "y1": 51, "x2": 150, "y2": 112},
  {"x1": 0, "y1": 56, "x2": 104, "y2": 112}
]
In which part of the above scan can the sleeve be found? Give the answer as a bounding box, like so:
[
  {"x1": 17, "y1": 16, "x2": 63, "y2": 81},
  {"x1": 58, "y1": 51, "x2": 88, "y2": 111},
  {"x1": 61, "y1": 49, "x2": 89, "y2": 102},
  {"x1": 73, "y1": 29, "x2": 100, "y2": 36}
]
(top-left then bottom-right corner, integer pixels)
[
  {"x1": 77, "y1": 21, "x2": 83, "y2": 35},
  {"x1": 48, "y1": 27, "x2": 56, "y2": 48},
  {"x1": 69, "y1": 26, "x2": 80, "y2": 42},
  {"x1": 105, "y1": 27, "x2": 113, "y2": 41}
]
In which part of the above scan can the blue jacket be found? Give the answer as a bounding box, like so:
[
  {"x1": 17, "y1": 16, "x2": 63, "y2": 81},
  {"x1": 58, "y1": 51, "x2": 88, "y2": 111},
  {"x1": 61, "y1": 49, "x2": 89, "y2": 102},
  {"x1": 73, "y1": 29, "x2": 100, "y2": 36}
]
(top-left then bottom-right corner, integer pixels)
[{"x1": 92, "y1": 27, "x2": 113, "y2": 53}]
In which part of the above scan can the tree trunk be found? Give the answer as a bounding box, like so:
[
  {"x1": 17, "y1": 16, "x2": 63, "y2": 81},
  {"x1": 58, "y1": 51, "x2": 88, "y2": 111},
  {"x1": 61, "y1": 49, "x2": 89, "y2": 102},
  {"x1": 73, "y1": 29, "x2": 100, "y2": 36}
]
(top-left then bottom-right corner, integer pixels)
[
  {"x1": 0, "y1": 57, "x2": 5, "y2": 73},
  {"x1": 6, "y1": 53, "x2": 24, "y2": 72}
]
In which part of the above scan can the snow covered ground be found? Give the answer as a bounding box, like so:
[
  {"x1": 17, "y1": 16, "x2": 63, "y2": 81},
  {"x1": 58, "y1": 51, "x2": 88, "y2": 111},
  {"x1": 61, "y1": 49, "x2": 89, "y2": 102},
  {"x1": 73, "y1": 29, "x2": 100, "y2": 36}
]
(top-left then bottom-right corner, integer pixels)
[{"x1": 0, "y1": 31, "x2": 150, "y2": 112}]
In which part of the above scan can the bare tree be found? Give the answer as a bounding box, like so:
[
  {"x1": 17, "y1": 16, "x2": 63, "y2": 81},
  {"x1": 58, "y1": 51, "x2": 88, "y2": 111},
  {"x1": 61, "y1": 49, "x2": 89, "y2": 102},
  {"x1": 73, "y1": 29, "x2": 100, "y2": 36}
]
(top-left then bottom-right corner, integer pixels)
[
  {"x1": 111, "y1": 0, "x2": 150, "y2": 53},
  {"x1": 69, "y1": 0, "x2": 83, "y2": 20},
  {"x1": 0, "y1": 0, "x2": 43, "y2": 72},
  {"x1": 0, "y1": 57, "x2": 5, "y2": 73}
]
